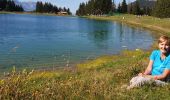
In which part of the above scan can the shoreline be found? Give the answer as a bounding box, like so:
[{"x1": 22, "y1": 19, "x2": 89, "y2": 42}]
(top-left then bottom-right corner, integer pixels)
[
  {"x1": 0, "y1": 11, "x2": 73, "y2": 17},
  {"x1": 1, "y1": 11, "x2": 169, "y2": 34},
  {"x1": 1, "y1": 13, "x2": 170, "y2": 72}
]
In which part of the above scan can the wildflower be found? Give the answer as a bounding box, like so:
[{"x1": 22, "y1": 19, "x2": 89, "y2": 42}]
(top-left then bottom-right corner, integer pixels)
[
  {"x1": 136, "y1": 48, "x2": 140, "y2": 51},
  {"x1": 0, "y1": 80, "x2": 4, "y2": 84}
]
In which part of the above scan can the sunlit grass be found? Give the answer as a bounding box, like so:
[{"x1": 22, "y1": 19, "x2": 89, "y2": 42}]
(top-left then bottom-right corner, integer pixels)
[{"x1": 1, "y1": 49, "x2": 170, "y2": 99}]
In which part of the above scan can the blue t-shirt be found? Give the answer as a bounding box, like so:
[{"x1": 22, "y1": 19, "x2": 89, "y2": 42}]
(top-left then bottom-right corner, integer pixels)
[{"x1": 150, "y1": 50, "x2": 170, "y2": 75}]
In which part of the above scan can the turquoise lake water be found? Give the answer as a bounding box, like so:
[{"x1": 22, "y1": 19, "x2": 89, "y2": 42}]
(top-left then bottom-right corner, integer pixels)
[{"x1": 0, "y1": 14, "x2": 154, "y2": 71}]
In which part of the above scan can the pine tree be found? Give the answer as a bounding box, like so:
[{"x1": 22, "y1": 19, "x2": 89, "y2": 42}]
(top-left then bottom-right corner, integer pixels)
[
  {"x1": 76, "y1": 0, "x2": 114, "y2": 16},
  {"x1": 67, "y1": 8, "x2": 71, "y2": 15},
  {"x1": 58, "y1": 7, "x2": 62, "y2": 12},
  {"x1": 53, "y1": 6, "x2": 59, "y2": 13},
  {"x1": 117, "y1": 3, "x2": 122, "y2": 13},
  {"x1": 121, "y1": 0, "x2": 127, "y2": 13},
  {"x1": 154, "y1": 0, "x2": 170, "y2": 18},
  {"x1": 0, "y1": 0, "x2": 7, "y2": 10},
  {"x1": 35, "y1": 1, "x2": 71, "y2": 15},
  {"x1": 128, "y1": 3, "x2": 133, "y2": 14},
  {"x1": 102, "y1": 0, "x2": 112, "y2": 14},
  {"x1": 95, "y1": 0, "x2": 102, "y2": 15},
  {"x1": 36, "y1": 1, "x2": 43, "y2": 12},
  {"x1": 112, "y1": 0, "x2": 116, "y2": 12},
  {"x1": 107, "y1": 0, "x2": 113, "y2": 13},
  {"x1": 43, "y1": 2, "x2": 49, "y2": 13},
  {"x1": 132, "y1": 0, "x2": 141, "y2": 15},
  {"x1": 0, "y1": 0, "x2": 23, "y2": 12},
  {"x1": 143, "y1": 6, "x2": 151, "y2": 15}
]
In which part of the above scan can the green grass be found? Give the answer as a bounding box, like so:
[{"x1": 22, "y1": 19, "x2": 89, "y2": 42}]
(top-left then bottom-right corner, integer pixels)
[
  {"x1": 1, "y1": 49, "x2": 170, "y2": 99},
  {"x1": 85, "y1": 14, "x2": 170, "y2": 34}
]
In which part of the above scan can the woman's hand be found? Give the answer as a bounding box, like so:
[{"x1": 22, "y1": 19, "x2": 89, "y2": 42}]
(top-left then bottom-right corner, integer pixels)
[
  {"x1": 138, "y1": 73, "x2": 144, "y2": 76},
  {"x1": 138, "y1": 73, "x2": 154, "y2": 79},
  {"x1": 142, "y1": 75, "x2": 154, "y2": 79}
]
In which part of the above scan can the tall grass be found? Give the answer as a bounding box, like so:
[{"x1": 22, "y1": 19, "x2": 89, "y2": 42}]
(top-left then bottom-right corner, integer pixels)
[{"x1": 1, "y1": 50, "x2": 170, "y2": 99}]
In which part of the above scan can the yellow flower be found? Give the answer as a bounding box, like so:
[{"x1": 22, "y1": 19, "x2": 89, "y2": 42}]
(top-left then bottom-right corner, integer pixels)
[{"x1": 0, "y1": 80, "x2": 4, "y2": 84}]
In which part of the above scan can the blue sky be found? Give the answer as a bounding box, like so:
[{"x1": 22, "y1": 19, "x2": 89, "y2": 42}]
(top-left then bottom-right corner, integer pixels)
[{"x1": 18, "y1": 0, "x2": 135, "y2": 13}]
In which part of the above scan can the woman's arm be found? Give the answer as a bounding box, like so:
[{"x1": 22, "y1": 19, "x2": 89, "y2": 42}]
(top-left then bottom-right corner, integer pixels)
[
  {"x1": 143, "y1": 60, "x2": 153, "y2": 75},
  {"x1": 156, "y1": 69, "x2": 170, "y2": 79},
  {"x1": 144, "y1": 69, "x2": 170, "y2": 80},
  {"x1": 138, "y1": 60, "x2": 153, "y2": 76}
]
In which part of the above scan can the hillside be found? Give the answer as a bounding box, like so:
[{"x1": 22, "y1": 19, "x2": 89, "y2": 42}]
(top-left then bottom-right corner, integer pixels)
[
  {"x1": 14, "y1": 0, "x2": 36, "y2": 11},
  {"x1": 131, "y1": 0, "x2": 156, "y2": 8}
]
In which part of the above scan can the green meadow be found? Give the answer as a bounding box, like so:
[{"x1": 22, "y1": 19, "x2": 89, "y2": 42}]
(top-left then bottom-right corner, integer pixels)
[{"x1": 1, "y1": 14, "x2": 170, "y2": 99}]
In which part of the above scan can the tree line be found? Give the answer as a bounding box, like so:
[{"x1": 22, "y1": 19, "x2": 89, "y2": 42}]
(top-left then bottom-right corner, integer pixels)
[
  {"x1": 0, "y1": 0, "x2": 23, "y2": 12},
  {"x1": 153, "y1": 0, "x2": 170, "y2": 18},
  {"x1": 76, "y1": 0, "x2": 170, "y2": 18},
  {"x1": 76, "y1": 0, "x2": 115, "y2": 16},
  {"x1": 35, "y1": 1, "x2": 72, "y2": 15},
  {"x1": 117, "y1": 0, "x2": 153, "y2": 15}
]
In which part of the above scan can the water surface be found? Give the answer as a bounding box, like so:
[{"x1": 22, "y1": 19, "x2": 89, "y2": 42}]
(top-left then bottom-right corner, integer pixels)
[{"x1": 0, "y1": 14, "x2": 154, "y2": 71}]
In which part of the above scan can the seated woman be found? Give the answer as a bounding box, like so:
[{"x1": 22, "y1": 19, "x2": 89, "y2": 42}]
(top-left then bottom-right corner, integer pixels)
[{"x1": 127, "y1": 35, "x2": 170, "y2": 89}]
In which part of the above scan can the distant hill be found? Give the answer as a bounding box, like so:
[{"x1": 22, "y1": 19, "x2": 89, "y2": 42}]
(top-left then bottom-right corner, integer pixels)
[
  {"x1": 131, "y1": 0, "x2": 156, "y2": 8},
  {"x1": 14, "y1": 0, "x2": 36, "y2": 11},
  {"x1": 20, "y1": 2, "x2": 36, "y2": 11}
]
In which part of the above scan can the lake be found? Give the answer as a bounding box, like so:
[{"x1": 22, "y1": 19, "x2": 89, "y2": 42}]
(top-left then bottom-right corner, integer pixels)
[{"x1": 0, "y1": 14, "x2": 154, "y2": 71}]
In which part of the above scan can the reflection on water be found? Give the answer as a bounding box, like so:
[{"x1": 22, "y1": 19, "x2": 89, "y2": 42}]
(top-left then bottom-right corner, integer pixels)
[{"x1": 0, "y1": 14, "x2": 154, "y2": 71}]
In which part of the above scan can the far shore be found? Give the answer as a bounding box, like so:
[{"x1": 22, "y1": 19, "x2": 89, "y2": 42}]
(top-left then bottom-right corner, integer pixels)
[
  {"x1": 83, "y1": 14, "x2": 170, "y2": 35},
  {"x1": 1, "y1": 11, "x2": 170, "y2": 35},
  {"x1": 0, "y1": 11, "x2": 73, "y2": 17}
]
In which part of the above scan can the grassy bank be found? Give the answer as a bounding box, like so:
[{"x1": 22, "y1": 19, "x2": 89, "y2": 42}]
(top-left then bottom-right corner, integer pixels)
[
  {"x1": 1, "y1": 14, "x2": 170, "y2": 99},
  {"x1": 1, "y1": 50, "x2": 170, "y2": 99},
  {"x1": 85, "y1": 14, "x2": 170, "y2": 34}
]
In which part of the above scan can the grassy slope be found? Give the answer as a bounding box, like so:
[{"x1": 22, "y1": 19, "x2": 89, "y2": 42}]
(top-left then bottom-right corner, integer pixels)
[
  {"x1": 1, "y1": 50, "x2": 170, "y2": 99},
  {"x1": 85, "y1": 14, "x2": 170, "y2": 34},
  {"x1": 0, "y1": 14, "x2": 170, "y2": 99}
]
